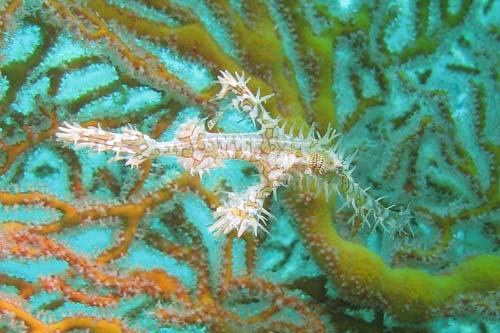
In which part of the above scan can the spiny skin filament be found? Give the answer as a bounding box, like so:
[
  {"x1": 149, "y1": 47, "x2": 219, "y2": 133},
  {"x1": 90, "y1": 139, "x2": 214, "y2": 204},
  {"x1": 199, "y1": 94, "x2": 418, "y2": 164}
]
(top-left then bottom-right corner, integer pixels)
[{"x1": 56, "y1": 70, "x2": 411, "y2": 237}]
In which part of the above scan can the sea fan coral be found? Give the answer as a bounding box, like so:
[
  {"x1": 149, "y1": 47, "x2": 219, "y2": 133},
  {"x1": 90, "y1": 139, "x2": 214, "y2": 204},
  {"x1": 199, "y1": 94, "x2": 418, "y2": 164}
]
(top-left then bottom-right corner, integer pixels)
[{"x1": 1, "y1": 1, "x2": 499, "y2": 332}]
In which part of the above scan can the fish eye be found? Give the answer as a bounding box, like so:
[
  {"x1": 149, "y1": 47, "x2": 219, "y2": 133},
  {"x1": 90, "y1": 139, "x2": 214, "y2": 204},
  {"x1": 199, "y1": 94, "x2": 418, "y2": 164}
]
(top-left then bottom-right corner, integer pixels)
[{"x1": 309, "y1": 153, "x2": 328, "y2": 175}]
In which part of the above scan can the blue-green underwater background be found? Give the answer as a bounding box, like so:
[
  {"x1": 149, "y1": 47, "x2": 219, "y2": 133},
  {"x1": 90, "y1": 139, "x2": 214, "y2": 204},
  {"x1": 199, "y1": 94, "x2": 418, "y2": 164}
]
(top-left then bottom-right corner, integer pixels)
[{"x1": 0, "y1": 0, "x2": 499, "y2": 332}]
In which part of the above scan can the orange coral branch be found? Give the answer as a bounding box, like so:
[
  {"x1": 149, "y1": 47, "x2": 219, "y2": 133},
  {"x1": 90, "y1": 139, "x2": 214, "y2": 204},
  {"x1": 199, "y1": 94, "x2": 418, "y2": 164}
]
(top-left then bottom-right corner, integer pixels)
[
  {"x1": 0, "y1": 298, "x2": 45, "y2": 332},
  {"x1": 44, "y1": 0, "x2": 218, "y2": 112},
  {"x1": 0, "y1": 104, "x2": 58, "y2": 175},
  {"x1": 2, "y1": 231, "x2": 190, "y2": 304},
  {"x1": 0, "y1": 297, "x2": 133, "y2": 333}
]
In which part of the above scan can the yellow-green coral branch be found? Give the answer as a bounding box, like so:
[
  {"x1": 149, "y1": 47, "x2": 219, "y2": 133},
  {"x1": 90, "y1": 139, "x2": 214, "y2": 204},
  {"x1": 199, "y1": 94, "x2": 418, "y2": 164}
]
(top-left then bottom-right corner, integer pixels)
[{"x1": 289, "y1": 193, "x2": 500, "y2": 322}]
